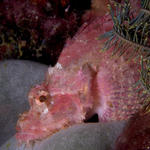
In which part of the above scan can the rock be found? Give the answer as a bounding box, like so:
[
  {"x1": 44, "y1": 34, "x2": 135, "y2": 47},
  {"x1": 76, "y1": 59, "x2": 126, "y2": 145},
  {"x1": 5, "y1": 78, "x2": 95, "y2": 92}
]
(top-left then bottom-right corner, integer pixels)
[
  {"x1": 0, "y1": 60, "x2": 48, "y2": 146},
  {"x1": 1, "y1": 121, "x2": 127, "y2": 150}
]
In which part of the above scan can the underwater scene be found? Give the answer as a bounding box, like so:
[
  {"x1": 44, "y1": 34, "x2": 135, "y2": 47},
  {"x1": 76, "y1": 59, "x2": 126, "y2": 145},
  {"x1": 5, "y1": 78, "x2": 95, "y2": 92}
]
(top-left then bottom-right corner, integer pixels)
[{"x1": 0, "y1": 0, "x2": 150, "y2": 150}]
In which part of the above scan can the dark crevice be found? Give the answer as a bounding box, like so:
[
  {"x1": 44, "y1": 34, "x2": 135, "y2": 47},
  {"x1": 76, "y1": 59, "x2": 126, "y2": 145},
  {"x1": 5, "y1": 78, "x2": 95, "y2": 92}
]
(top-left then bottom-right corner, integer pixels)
[{"x1": 84, "y1": 114, "x2": 99, "y2": 123}]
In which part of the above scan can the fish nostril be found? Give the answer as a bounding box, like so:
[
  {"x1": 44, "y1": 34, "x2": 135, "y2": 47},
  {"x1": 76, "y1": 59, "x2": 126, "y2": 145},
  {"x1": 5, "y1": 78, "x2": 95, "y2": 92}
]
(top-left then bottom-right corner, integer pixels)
[{"x1": 39, "y1": 95, "x2": 47, "y2": 102}]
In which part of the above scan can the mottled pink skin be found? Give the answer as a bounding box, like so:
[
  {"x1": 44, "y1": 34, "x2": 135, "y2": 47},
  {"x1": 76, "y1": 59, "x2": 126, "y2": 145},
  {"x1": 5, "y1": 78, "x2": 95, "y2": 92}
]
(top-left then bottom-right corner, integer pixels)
[
  {"x1": 58, "y1": 14, "x2": 112, "y2": 67},
  {"x1": 16, "y1": 13, "x2": 143, "y2": 143}
]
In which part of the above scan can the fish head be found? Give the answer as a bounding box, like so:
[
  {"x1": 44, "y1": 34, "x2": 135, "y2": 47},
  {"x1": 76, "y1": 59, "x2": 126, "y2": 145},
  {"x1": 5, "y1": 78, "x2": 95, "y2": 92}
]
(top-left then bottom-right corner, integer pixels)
[{"x1": 16, "y1": 83, "x2": 85, "y2": 144}]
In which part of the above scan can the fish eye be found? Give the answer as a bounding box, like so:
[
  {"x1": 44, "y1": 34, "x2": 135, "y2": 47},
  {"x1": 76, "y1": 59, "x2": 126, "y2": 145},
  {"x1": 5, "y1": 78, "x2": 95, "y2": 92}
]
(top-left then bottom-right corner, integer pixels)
[{"x1": 39, "y1": 95, "x2": 47, "y2": 102}]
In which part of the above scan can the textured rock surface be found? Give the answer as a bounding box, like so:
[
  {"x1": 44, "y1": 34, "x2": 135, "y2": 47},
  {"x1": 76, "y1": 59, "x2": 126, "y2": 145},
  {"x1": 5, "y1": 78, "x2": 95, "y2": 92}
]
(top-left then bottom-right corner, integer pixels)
[
  {"x1": 1, "y1": 121, "x2": 127, "y2": 150},
  {"x1": 0, "y1": 60, "x2": 48, "y2": 146}
]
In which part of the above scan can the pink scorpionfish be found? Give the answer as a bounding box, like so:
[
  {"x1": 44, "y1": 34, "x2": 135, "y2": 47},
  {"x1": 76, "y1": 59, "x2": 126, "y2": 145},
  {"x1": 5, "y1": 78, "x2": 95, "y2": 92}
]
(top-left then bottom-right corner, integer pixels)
[{"x1": 16, "y1": 13, "x2": 144, "y2": 143}]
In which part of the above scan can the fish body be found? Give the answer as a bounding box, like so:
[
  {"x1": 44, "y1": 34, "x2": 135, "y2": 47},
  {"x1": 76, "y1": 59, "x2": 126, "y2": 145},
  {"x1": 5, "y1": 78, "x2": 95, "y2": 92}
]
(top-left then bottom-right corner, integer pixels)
[{"x1": 16, "y1": 14, "x2": 143, "y2": 143}]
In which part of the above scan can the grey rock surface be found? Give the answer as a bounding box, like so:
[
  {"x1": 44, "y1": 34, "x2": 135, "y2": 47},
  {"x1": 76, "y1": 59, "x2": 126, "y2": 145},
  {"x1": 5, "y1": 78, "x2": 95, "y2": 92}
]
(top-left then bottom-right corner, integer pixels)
[
  {"x1": 1, "y1": 121, "x2": 127, "y2": 150},
  {"x1": 0, "y1": 60, "x2": 48, "y2": 146}
]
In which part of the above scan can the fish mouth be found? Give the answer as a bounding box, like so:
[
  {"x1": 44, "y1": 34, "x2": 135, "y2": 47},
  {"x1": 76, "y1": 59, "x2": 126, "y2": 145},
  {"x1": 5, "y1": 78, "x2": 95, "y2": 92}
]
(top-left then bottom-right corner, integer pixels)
[{"x1": 16, "y1": 117, "x2": 39, "y2": 143}]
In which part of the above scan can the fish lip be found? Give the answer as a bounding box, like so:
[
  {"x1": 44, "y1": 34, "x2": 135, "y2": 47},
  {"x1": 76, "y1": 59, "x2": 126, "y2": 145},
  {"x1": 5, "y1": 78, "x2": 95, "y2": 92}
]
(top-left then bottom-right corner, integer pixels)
[{"x1": 16, "y1": 131, "x2": 36, "y2": 144}]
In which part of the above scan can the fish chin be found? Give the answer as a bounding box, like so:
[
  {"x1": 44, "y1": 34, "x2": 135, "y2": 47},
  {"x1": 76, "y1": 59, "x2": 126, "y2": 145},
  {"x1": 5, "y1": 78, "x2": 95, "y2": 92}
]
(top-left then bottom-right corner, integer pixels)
[
  {"x1": 16, "y1": 112, "x2": 45, "y2": 143},
  {"x1": 16, "y1": 107, "x2": 67, "y2": 143}
]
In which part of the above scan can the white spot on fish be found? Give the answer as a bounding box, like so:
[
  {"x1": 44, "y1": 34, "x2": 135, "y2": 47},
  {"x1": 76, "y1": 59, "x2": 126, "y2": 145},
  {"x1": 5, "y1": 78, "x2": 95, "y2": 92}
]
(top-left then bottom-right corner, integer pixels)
[
  {"x1": 43, "y1": 108, "x2": 49, "y2": 114},
  {"x1": 56, "y1": 63, "x2": 62, "y2": 69},
  {"x1": 28, "y1": 95, "x2": 33, "y2": 99},
  {"x1": 48, "y1": 63, "x2": 62, "y2": 75},
  {"x1": 50, "y1": 101, "x2": 54, "y2": 105}
]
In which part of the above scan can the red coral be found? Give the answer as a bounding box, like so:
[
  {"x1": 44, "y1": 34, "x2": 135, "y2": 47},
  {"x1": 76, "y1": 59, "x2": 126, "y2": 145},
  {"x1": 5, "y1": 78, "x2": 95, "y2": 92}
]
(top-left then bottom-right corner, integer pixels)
[{"x1": 115, "y1": 111, "x2": 150, "y2": 150}]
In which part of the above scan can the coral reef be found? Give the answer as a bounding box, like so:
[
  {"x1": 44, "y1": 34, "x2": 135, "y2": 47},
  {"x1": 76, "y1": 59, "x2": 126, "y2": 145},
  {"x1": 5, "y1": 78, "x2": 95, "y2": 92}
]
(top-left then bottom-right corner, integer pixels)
[{"x1": 0, "y1": 0, "x2": 91, "y2": 65}]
